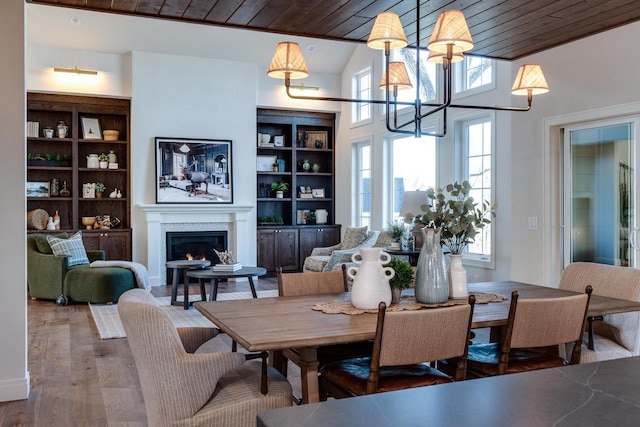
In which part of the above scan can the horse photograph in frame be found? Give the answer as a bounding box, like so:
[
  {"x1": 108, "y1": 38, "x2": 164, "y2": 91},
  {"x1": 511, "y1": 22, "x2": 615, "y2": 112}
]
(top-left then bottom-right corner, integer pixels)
[{"x1": 155, "y1": 137, "x2": 233, "y2": 204}]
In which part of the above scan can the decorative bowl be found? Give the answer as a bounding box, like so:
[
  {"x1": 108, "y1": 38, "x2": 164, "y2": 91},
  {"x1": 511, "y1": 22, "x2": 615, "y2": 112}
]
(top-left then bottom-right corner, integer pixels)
[{"x1": 81, "y1": 216, "x2": 96, "y2": 229}]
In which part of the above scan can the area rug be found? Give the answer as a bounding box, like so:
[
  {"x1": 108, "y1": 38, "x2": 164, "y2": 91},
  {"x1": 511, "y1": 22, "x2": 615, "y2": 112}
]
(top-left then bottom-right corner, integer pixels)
[{"x1": 89, "y1": 290, "x2": 278, "y2": 340}]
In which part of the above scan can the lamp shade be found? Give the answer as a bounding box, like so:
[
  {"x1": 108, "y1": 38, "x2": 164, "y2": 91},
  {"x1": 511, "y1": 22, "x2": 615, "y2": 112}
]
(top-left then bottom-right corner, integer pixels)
[
  {"x1": 379, "y1": 62, "x2": 413, "y2": 90},
  {"x1": 427, "y1": 50, "x2": 464, "y2": 64},
  {"x1": 267, "y1": 42, "x2": 309, "y2": 79},
  {"x1": 427, "y1": 10, "x2": 474, "y2": 54},
  {"x1": 400, "y1": 191, "x2": 428, "y2": 217},
  {"x1": 511, "y1": 64, "x2": 549, "y2": 95},
  {"x1": 367, "y1": 12, "x2": 408, "y2": 50}
]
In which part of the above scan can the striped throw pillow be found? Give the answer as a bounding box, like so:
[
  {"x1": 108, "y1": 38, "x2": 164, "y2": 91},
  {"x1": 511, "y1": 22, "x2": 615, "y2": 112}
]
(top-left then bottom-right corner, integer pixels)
[{"x1": 47, "y1": 231, "x2": 89, "y2": 267}]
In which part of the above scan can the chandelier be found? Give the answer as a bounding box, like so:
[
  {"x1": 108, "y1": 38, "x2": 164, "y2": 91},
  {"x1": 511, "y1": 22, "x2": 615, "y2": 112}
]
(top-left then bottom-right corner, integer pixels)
[{"x1": 267, "y1": 1, "x2": 549, "y2": 138}]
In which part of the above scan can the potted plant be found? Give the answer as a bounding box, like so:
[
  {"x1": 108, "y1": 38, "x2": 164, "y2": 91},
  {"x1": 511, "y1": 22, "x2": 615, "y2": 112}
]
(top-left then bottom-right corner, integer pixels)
[
  {"x1": 385, "y1": 258, "x2": 414, "y2": 303},
  {"x1": 385, "y1": 221, "x2": 406, "y2": 250},
  {"x1": 98, "y1": 153, "x2": 109, "y2": 169},
  {"x1": 95, "y1": 182, "x2": 106, "y2": 198},
  {"x1": 305, "y1": 211, "x2": 316, "y2": 225},
  {"x1": 270, "y1": 181, "x2": 289, "y2": 198}
]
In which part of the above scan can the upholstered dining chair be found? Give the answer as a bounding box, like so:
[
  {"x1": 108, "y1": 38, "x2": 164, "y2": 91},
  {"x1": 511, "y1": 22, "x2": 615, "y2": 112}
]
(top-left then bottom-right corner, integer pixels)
[
  {"x1": 319, "y1": 296, "x2": 476, "y2": 399},
  {"x1": 465, "y1": 286, "x2": 592, "y2": 377},
  {"x1": 276, "y1": 265, "x2": 371, "y2": 402},
  {"x1": 559, "y1": 262, "x2": 640, "y2": 362},
  {"x1": 118, "y1": 289, "x2": 292, "y2": 427},
  {"x1": 277, "y1": 265, "x2": 348, "y2": 296}
]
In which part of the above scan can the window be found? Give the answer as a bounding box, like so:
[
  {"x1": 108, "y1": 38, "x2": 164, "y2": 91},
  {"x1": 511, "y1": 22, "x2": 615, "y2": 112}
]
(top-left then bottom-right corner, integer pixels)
[
  {"x1": 455, "y1": 56, "x2": 494, "y2": 94},
  {"x1": 352, "y1": 68, "x2": 372, "y2": 124},
  {"x1": 386, "y1": 48, "x2": 437, "y2": 105},
  {"x1": 353, "y1": 141, "x2": 371, "y2": 227},
  {"x1": 388, "y1": 134, "x2": 437, "y2": 222},
  {"x1": 461, "y1": 117, "x2": 494, "y2": 265}
]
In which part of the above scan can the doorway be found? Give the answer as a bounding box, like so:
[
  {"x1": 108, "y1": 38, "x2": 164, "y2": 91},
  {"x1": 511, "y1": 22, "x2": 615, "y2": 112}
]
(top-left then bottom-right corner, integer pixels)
[{"x1": 563, "y1": 119, "x2": 636, "y2": 268}]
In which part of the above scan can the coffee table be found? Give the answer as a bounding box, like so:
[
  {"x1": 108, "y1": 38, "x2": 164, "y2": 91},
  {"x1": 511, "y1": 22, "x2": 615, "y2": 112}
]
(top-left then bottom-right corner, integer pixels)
[
  {"x1": 165, "y1": 259, "x2": 211, "y2": 309},
  {"x1": 186, "y1": 266, "x2": 267, "y2": 301}
]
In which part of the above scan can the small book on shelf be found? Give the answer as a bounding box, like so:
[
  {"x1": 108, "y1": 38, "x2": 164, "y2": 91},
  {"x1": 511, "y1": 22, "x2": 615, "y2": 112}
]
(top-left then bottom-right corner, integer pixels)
[{"x1": 213, "y1": 262, "x2": 242, "y2": 271}]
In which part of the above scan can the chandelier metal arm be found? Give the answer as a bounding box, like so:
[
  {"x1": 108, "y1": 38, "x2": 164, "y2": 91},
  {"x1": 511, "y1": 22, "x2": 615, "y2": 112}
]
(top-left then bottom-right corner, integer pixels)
[
  {"x1": 284, "y1": 74, "x2": 414, "y2": 106},
  {"x1": 448, "y1": 91, "x2": 533, "y2": 111}
]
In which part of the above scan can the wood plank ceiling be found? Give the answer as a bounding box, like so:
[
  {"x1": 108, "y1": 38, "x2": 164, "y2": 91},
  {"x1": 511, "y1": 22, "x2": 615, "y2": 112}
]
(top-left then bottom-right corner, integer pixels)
[{"x1": 26, "y1": 0, "x2": 640, "y2": 60}]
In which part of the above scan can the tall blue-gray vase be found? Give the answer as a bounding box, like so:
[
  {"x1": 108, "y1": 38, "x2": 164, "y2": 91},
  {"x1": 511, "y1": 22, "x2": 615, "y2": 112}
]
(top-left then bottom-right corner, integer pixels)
[{"x1": 414, "y1": 227, "x2": 449, "y2": 304}]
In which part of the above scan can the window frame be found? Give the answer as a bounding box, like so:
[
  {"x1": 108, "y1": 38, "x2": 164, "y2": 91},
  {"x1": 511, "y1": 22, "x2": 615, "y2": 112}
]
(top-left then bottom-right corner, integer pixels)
[
  {"x1": 454, "y1": 55, "x2": 496, "y2": 97},
  {"x1": 455, "y1": 113, "x2": 496, "y2": 269},
  {"x1": 352, "y1": 138, "x2": 372, "y2": 228},
  {"x1": 384, "y1": 131, "x2": 438, "y2": 224},
  {"x1": 351, "y1": 67, "x2": 373, "y2": 127}
]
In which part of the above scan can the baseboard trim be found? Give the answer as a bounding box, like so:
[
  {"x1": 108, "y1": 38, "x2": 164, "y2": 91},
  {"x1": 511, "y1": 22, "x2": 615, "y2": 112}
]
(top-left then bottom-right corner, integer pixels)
[{"x1": 0, "y1": 372, "x2": 30, "y2": 402}]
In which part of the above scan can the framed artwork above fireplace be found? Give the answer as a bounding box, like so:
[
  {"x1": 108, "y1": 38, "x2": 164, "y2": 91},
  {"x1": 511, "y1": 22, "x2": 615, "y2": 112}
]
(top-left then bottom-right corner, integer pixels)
[{"x1": 156, "y1": 137, "x2": 233, "y2": 204}]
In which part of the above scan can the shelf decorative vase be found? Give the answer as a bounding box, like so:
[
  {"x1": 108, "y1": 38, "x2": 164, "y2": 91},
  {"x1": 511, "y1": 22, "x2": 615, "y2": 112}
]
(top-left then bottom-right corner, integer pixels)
[
  {"x1": 448, "y1": 254, "x2": 469, "y2": 299},
  {"x1": 347, "y1": 247, "x2": 394, "y2": 309},
  {"x1": 414, "y1": 227, "x2": 449, "y2": 304}
]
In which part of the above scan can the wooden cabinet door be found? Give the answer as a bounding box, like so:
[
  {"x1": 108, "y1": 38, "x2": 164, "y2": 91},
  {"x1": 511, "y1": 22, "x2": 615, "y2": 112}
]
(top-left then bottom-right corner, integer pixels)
[
  {"x1": 82, "y1": 230, "x2": 131, "y2": 260},
  {"x1": 299, "y1": 228, "x2": 320, "y2": 264},
  {"x1": 276, "y1": 229, "x2": 299, "y2": 271},
  {"x1": 257, "y1": 229, "x2": 277, "y2": 271},
  {"x1": 319, "y1": 226, "x2": 340, "y2": 247},
  {"x1": 101, "y1": 230, "x2": 132, "y2": 260},
  {"x1": 257, "y1": 228, "x2": 298, "y2": 272}
]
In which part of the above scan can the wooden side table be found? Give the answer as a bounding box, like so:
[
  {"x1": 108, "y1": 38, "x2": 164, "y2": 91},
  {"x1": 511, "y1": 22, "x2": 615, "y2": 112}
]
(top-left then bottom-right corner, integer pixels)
[{"x1": 166, "y1": 259, "x2": 211, "y2": 310}]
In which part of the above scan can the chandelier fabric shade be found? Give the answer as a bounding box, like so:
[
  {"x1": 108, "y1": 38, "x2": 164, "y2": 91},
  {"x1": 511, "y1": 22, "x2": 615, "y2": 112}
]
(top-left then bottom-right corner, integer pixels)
[
  {"x1": 511, "y1": 64, "x2": 550, "y2": 96},
  {"x1": 367, "y1": 12, "x2": 408, "y2": 50},
  {"x1": 267, "y1": 42, "x2": 309, "y2": 79},
  {"x1": 427, "y1": 10, "x2": 474, "y2": 54},
  {"x1": 379, "y1": 62, "x2": 413, "y2": 90}
]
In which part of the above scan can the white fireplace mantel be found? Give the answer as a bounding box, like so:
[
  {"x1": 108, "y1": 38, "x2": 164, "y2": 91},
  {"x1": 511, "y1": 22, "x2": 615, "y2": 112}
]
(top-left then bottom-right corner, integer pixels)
[{"x1": 138, "y1": 204, "x2": 255, "y2": 286}]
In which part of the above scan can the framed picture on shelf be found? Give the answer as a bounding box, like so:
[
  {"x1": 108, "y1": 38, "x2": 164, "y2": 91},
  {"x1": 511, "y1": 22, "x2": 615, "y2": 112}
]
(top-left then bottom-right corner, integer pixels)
[
  {"x1": 155, "y1": 137, "x2": 233, "y2": 204},
  {"x1": 257, "y1": 155, "x2": 277, "y2": 172},
  {"x1": 26, "y1": 181, "x2": 50, "y2": 198},
  {"x1": 274, "y1": 135, "x2": 284, "y2": 147},
  {"x1": 305, "y1": 131, "x2": 328, "y2": 149},
  {"x1": 312, "y1": 188, "x2": 325, "y2": 198},
  {"x1": 81, "y1": 117, "x2": 102, "y2": 139}
]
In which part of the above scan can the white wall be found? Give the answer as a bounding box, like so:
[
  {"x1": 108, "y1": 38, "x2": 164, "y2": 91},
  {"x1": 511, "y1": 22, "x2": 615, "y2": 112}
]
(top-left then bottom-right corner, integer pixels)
[
  {"x1": 129, "y1": 51, "x2": 259, "y2": 268},
  {"x1": 510, "y1": 20, "x2": 640, "y2": 286},
  {"x1": 0, "y1": 0, "x2": 29, "y2": 402},
  {"x1": 27, "y1": 45, "x2": 131, "y2": 97}
]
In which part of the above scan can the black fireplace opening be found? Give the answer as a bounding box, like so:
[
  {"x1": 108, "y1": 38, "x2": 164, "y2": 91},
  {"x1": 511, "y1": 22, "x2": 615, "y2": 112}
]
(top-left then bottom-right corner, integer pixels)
[{"x1": 166, "y1": 231, "x2": 227, "y2": 284}]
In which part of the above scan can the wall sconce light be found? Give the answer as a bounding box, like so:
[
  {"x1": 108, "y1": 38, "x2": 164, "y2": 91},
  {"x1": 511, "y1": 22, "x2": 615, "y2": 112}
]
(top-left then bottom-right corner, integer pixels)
[{"x1": 53, "y1": 66, "x2": 98, "y2": 76}]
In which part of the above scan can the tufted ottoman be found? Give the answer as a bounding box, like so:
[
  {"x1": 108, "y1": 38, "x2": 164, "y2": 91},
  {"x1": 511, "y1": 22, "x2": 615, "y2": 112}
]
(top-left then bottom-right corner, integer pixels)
[{"x1": 64, "y1": 265, "x2": 135, "y2": 303}]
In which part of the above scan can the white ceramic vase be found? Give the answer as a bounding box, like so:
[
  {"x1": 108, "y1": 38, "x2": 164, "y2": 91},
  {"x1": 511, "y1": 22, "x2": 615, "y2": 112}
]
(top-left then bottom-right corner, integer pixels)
[
  {"x1": 347, "y1": 247, "x2": 394, "y2": 309},
  {"x1": 448, "y1": 254, "x2": 468, "y2": 299}
]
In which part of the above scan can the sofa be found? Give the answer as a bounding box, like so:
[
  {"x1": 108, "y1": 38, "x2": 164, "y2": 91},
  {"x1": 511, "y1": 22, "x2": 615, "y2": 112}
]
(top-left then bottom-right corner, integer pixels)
[
  {"x1": 27, "y1": 233, "x2": 135, "y2": 304},
  {"x1": 559, "y1": 262, "x2": 640, "y2": 363}
]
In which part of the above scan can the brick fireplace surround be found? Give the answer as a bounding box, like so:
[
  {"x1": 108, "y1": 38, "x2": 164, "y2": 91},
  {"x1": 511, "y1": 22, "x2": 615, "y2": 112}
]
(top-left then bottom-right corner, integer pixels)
[{"x1": 138, "y1": 204, "x2": 254, "y2": 286}]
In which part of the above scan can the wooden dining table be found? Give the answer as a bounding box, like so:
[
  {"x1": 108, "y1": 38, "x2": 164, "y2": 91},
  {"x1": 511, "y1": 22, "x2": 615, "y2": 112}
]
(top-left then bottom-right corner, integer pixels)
[{"x1": 194, "y1": 280, "x2": 640, "y2": 404}]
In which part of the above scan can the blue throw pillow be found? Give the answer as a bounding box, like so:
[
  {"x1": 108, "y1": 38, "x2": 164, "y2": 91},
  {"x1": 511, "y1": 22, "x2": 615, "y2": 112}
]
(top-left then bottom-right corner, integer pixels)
[{"x1": 47, "y1": 231, "x2": 89, "y2": 267}]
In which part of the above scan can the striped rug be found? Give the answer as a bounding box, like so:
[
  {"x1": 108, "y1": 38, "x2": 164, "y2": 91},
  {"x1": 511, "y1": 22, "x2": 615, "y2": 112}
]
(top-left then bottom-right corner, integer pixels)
[{"x1": 89, "y1": 290, "x2": 278, "y2": 339}]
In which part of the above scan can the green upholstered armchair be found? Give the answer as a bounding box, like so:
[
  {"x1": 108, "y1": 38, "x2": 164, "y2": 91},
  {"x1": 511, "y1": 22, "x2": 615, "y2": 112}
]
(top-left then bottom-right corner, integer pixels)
[{"x1": 27, "y1": 233, "x2": 134, "y2": 303}]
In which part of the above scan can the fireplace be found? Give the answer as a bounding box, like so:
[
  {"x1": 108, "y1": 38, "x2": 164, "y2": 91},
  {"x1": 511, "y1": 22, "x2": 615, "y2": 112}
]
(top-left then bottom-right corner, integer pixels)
[{"x1": 166, "y1": 231, "x2": 227, "y2": 283}]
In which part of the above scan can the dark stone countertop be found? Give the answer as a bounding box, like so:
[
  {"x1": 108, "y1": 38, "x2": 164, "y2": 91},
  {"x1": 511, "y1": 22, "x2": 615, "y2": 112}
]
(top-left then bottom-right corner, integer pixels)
[{"x1": 258, "y1": 356, "x2": 640, "y2": 427}]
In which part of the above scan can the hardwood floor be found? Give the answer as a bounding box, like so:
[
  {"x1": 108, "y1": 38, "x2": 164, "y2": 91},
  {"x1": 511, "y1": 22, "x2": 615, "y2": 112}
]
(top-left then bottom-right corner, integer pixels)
[{"x1": 0, "y1": 276, "x2": 279, "y2": 427}]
